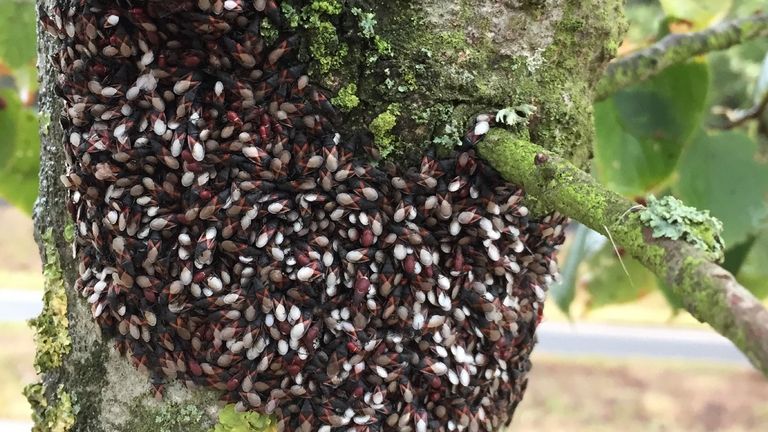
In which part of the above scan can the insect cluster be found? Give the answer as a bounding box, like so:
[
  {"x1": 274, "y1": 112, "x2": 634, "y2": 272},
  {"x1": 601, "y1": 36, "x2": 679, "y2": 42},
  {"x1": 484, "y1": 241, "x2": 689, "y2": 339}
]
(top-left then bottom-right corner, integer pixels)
[{"x1": 42, "y1": 0, "x2": 566, "y2": 431}]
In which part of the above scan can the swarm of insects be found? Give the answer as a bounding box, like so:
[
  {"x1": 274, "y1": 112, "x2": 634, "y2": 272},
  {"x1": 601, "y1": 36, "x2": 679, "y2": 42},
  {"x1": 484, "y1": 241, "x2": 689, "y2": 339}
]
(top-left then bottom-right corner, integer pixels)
[{"x1": 42, "y1": 0, "x2": 566, "y2": 430}]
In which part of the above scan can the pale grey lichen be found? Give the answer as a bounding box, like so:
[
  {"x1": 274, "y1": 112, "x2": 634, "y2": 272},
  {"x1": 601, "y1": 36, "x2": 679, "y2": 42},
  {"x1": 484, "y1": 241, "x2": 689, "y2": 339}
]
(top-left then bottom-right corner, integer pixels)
[
  {"x1": 101, "y1": 346, "x2": 220, "y2": 432},
  {"x1": 496, "y1": 104, "x2": 538, "y2": 127},
  {"x1": 639, "y1": 195, "x2": 725, "y2": 261},
  {"x1": 423, "y1": 0, "x2": 565, "y2": 60}
]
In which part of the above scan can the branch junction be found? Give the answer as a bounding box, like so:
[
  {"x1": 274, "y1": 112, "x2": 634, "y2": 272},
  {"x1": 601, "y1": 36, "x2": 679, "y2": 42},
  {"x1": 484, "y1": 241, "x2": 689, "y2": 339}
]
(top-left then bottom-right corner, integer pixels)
[{"x1": 478, "y1": 130, "x2": 768, "y2": 376}]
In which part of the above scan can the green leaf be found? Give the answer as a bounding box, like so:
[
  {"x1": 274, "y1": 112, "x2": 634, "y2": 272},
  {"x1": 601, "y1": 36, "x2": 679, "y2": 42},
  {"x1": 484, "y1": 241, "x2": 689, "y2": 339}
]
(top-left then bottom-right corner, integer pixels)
[
  {"x1": 735, "y1": 230, "x2": 768, "y2": 299},
  {"x1": 624, "y1": 2, "x2": 665, "y2": 44},
  {"x1": 584, "y1": 244, "x2": 657, "y2": 309},
  {"x1": 672, "y1": 130, "x2": 768, "y2": 246},
  {"x1": 722, "y1": 235, "x2": 758, "y2": 275},
  {"x1": 659, "y1": 0, "x2": 732, "y2": 29},
  {"x1": 656, "y1": 278, "x2": 684, "y2": 313},
  {"x1": 549, "y1": 224, "x2": 590, "y2": 315},
  {"x1": 12, "y1": 62, "x2": 39, "y2": 94},
  {"x1": 0, "y1": 0, "x2": 37, "y2": 69},
  {"x1": 0, "y1": 88, "x2": 40, "y2": 214},
  {"x1": 593, "y1": 60, "x2": 710, "y2": 197}
]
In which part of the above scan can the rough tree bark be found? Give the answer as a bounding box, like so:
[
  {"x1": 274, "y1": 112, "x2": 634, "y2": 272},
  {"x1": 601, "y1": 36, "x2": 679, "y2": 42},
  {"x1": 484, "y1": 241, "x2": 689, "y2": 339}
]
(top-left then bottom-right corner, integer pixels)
[{"x1": 30, "y1": 1, "x2": 625, "y2": 431}]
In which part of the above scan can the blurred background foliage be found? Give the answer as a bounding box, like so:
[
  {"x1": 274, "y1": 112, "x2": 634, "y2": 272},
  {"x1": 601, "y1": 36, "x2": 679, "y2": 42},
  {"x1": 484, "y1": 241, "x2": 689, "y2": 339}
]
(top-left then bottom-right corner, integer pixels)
[
  {"x1": 0, "y1": 0, "x2": 767, "y2": 313},
  {"x1": 0, "y1": 0, "x2": 39, "y2": 214},
  {"x1": 552, "y1": 0, "x2": 768, "y2": 318}
]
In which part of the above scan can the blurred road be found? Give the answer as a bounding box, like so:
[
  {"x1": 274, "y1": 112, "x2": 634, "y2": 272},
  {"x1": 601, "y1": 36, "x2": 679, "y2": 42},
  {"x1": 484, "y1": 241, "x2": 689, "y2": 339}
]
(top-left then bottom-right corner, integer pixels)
[
  {"x1": 0, "y1": 290, "x2": 46, "y2": 322},
  {"x1": 0, "y1": 290, "x2": 751, "y2": 366},
  {"x1": 536, "y1": 321, "x2": 750, "y2": 366},
  {"x1": 0, "y1": 420, "x2": 32, "y2": 432}
]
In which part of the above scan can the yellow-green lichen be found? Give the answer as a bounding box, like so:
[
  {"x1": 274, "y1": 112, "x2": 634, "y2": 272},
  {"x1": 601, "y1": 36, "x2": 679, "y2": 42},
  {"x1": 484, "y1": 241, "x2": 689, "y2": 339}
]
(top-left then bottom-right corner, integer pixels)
[
  {"x1": 639, "y1": 195, "x2": 725, "y2": 262},
  {"x1": 24, "y1": 384, "x2": 75, "y2": 432},
  {"x1": 211, "y1": 405, "x2": 275, "y2": 432},
  {"x1": 63, "y1": 222, "x2": 75, "y2": 243},
  {"x1": 259, "y1": 20, "x2": 279, "y2": 45},
  {"x1": 25, "y1": 228, "x2": 74, "y2": 431},
  {"x1": 369, "y1": 104, "x2": 401, "y2": 158},
  {"x1": 29, "y1": 227, "x2": 71, "y2": 372},
  {"x1": 281, "y1": 3, "x2": 300, "y2": 28},
  {"x1": 331, "y1": 83, "x2": 360, "y2": 111},
  {"x1": 300, "y1": 0, "x2": 347, "y2": 75},
  {"x1": 307, "y1": 19, "x2": 347, "y2": 74},
  {"x1": 307, "y1": 0, "x2": 342, "y2": 15},
  {"x1": 40, "y1": 112, "x2": 52, "y2": 136}
]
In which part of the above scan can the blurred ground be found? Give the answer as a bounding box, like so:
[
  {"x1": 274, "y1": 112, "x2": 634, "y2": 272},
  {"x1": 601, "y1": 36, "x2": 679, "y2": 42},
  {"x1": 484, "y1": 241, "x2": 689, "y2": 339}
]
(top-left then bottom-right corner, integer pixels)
[
  {"x1": 0, "y1": 207, "x2": 765, "y2": 431},
  {"x1": 0, "y1": 206, "x2": 43, "y2": 291},
  {"x1": 515, "y1": 354, "x2": 768, "y2": 432},
  {"x1": 0, "y1": 323, "x2": 35, "y2": 420}
]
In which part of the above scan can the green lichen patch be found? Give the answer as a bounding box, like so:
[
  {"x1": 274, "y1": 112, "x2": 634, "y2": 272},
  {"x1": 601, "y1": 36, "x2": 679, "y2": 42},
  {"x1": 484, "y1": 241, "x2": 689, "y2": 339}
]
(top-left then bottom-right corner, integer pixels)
[
  {"x1": 368, "y1": 104, "x2": 401, "y2": 158},
  {"x1": 25, "y1": 228, "x2": 74, "y2": 431},
  {"x1": 281, "y1": 3, "x2": 300, "y2": 28},
  {"x1": 29, "y1": 228, "x2": 71, "y2": 372},
  {"x1": 432, "y1": 122, "x2": 462, "y2": 156},
  {"x1": 211, "y1": 404, "x2": 275, "y2": 432},
  {"x1": 142, "y1": 402, "x2": 207, "y2": 432},
  {"x1": 307, "y1": 0, "x2": 342, "y2": 15},
  {"x1": 640, "y1": 195, "x2": 725, "y2": 261},
  {"x1": 287, "y1": 0, "x2": 347, "y2": 76},
  {"x1": 116, "y1": 386, "x2": 223, "y2": 432},
  {"x1": 307, "y1": 19, "x2": 347, "y2": 74},
  {"x1": 356, "y1": 0, "x2": 620, "y2": 165},
  {"x1": 350, "y1": 6, "x2": 391, "y2": 58},
  {"x1": 331, "y1": 83, "x2": 360, "y2": 111},
  {"x1": 24, "y1": 384, "x2": 75, "y2": 432},
  {"x1": 259, "y1": 20, "x2": 280, "y2": 45}
]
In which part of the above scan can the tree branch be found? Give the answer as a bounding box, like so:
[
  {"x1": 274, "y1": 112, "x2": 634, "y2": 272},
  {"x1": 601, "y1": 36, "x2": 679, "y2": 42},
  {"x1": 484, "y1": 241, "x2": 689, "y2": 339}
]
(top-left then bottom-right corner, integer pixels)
[
  {"x1": 716, "y1": 91, "x2": 768, "y2": 129},
  {"x1": 595, "y1": 13, "x2": 768, "y2": 101},
  {"x1": 478, "y1": 129, "x2": 768, "y2": 376}
]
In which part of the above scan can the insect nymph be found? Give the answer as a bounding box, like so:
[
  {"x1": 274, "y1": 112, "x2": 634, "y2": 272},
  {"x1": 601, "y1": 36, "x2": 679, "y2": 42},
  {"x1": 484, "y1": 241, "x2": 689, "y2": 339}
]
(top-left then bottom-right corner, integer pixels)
[{"x1": 43, "y1": 0, "x2": 566, "y2": 430}]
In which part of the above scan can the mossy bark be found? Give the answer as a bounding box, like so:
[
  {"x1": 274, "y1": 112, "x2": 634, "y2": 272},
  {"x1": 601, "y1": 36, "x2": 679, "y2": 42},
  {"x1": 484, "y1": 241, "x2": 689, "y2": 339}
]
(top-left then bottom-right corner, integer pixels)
[
  {"x1": 478, "y1": 131, "x2": 768, "y2": 376},
  {"x1": 31, "y1": 0, "x2": 625, "y2": 430}
]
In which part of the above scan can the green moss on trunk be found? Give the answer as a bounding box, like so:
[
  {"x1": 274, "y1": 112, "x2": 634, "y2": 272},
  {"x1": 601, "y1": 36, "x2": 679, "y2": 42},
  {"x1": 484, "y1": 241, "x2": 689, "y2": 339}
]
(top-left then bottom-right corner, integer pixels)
[
  {"x1": 284, "y1": 0, "x2": 625, "y2": 166},
  {"x1": 24, "y1": 384, "x2": 75, "y2": 432},
  {"x1": 25, "y1": 227, "x2": 74, "y2": 431},
  {"x1": 29, "y1": 228, "x2": 71, "y2": 372}
]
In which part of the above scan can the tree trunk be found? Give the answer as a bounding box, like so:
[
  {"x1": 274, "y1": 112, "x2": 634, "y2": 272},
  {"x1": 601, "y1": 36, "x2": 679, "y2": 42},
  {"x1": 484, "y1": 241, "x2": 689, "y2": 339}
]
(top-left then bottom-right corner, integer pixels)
[{"x1": 30, "y1": 1, "x2": 625, "y2": 431}]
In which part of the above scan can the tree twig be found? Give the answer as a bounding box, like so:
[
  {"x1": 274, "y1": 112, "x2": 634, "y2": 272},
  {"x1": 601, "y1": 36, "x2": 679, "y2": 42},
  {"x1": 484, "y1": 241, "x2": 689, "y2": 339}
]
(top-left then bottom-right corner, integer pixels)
[
  {"x1": 595, "y1": 13, "x2": 768, "y2": 101},
  {"x1": 478, "y1": 129, "x2": 768, "y2": 376},
  {"x1": 715, "y1": 91, "x2": 768, "y2": 129}
]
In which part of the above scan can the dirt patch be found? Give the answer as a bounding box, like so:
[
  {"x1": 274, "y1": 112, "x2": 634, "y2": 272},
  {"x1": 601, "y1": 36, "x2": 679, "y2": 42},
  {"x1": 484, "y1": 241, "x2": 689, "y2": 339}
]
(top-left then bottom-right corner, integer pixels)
[
  {"x1": 514, "y1": 354, "x2": 768, "y2": 432},
  {"x1": 0, "y1": 323, "x2": 36, "y2": 420},
  {"x1": 0, "y1": 206, "x2": 40, "y2": 273}
]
